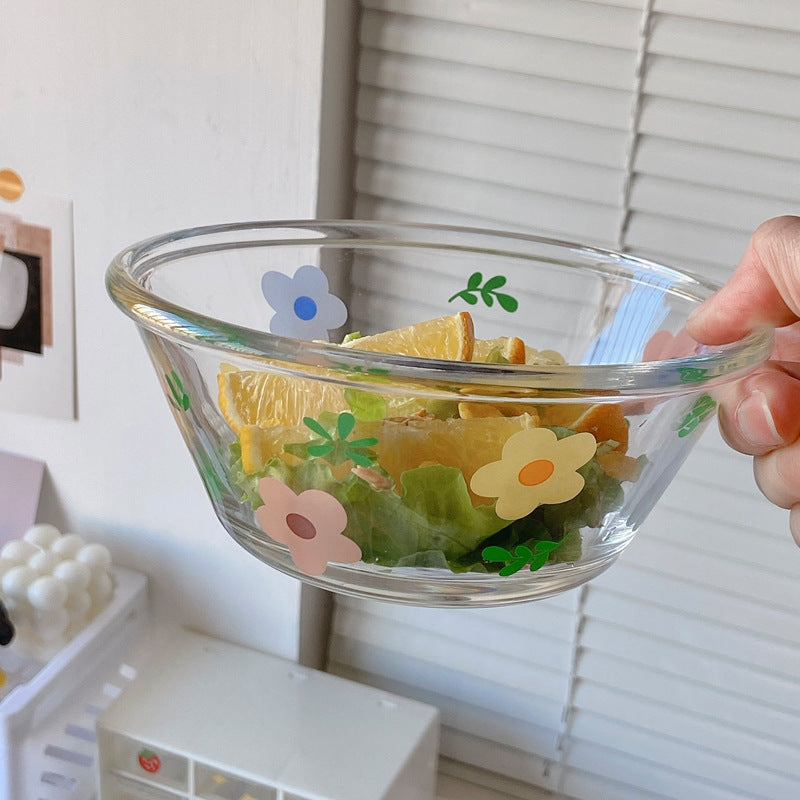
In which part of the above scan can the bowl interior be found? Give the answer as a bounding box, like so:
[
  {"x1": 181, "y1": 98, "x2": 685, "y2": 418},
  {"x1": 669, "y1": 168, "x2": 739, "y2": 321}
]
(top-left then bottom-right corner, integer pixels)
[{"x1": 126, "y1": 225, "x2": 729, "y2": 370}]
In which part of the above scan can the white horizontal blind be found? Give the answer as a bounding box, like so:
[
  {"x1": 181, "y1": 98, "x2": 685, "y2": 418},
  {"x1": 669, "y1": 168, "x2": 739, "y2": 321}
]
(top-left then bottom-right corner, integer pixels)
[
  {"x1": 624, "y1": 4, "x2": 800, "y2": 280},
  {"x1": 352, "y1": 0, "x2": 643, "y2": 246},
  {"x1": 557, "y1": 3, "x2": 800, "y2": 799},
  {"x1": 332, "y1": 2, "x2": 642, "y2": 794},
  {"x1": 329, "y1": 2, "x2": 800, "y2": 799}
]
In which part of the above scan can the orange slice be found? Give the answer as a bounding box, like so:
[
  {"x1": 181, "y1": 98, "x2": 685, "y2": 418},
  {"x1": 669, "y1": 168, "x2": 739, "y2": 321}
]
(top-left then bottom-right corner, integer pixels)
[
  {"x1": 472, "y1": 336, "x2": 526, "y2": 364},
  {"x1": 374, "y1": 413, "x2": 539, "y2": 502},
  {"x1": 342, "y1": 312, "x2": 474, "y2": 361},
  {"x1": 218, "y1": 365, "x2": 347, "y2": 433},
  {"x1": 525, "y1": 347, "x2": 566, "y2": 365},
  {"x1": 571, "y1": 403, "x2": 629, "y2": 452}
]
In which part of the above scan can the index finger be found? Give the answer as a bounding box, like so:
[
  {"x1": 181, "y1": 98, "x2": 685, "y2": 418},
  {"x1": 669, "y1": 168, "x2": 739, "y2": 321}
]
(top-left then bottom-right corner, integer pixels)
[{"x1": 686, "y1": 215, "x2": 800, "y2": 345}]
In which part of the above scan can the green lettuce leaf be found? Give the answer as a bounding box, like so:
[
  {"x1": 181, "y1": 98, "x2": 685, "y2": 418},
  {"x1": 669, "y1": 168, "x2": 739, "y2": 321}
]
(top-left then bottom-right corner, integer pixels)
[
  {"x1": 229, "y1": 427, "x2": 627, "y2": 573},
  {"x1": 253, "y1": 459, "x2": 508, "y2": 566}
]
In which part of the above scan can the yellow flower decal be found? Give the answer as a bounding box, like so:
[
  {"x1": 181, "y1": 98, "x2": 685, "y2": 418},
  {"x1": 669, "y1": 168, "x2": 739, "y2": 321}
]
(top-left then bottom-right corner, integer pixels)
[{"x1": 470, "y1": 428, "x2": 597, "y2": 520}]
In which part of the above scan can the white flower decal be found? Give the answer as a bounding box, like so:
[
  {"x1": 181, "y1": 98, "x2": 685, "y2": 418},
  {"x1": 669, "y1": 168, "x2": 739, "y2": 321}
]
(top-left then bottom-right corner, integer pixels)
[
  {"x1": 261, "y1": 264, "x2": 348, "y2": 340},
  {"x1": 470, "y1": 427, "x2": 597, "y2": 521}
]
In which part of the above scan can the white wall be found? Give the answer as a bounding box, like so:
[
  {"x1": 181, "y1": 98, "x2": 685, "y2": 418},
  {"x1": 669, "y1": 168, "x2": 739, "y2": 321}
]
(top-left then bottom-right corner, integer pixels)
[{"x1": 0, "y1": 0, "x2": 356, "y2": 660}]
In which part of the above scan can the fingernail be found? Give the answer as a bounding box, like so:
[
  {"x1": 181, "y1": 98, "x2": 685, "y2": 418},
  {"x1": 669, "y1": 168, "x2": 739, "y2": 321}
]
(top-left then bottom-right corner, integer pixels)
[{"x1": 736, "y1": 389, "x2": 784, "y2": 450}]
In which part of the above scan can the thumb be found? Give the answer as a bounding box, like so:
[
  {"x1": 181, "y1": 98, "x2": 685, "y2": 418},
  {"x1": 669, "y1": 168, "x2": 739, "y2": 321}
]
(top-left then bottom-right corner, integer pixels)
[{"x1": 687, "y1": 215, "x2": 800, "y2": 345}]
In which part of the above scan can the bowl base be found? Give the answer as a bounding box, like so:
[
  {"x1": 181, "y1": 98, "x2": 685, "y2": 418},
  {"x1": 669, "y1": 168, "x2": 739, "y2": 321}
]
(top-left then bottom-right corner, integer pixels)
[{"x1": 225, "y1": 517, "x2": 624, "y2": 607}]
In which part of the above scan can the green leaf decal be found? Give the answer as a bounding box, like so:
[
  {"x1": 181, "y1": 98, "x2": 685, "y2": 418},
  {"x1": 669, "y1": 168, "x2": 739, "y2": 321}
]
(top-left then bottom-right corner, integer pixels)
[
  {"x1": 678, "y1": 367, "x2": 709, "y2": 383},
  {"x1": 533, "y1": 540, "x2": 562, "y2": 554},
  {"x1": 348, "y1": 451, "x2": 375, "y2": 468},
  {"x1": 166, "y1": 370, "x2": 190, "y2": 411},
  {"x1": 337, "y1": 411, "x2": 356, "y2": 440},
  {"x1": 467, "y1": 271, "x2": 483, "y2": 290},
  {"x1": 482, "y1": 538, "x2": 564, "y2": 575},
  {"x1": 197, "y1": 451, "x2": 222, "y2": 502},
  {"x1": 348, "y1": 437, "x2": 380, "y2": 449},
  {"x1": 304, "y1": 417, "x2": 332, "y2": 439},
  {"x1": 296, "y1": 412, "x2": 380, "y2": 467},
  {"x1": 448, "y1": 273, "x2": 518, "y2": 312},
  {"x1": 507, "y1": 546, "x2": 532, "y2": 575},
  {"x1": 528, "y1": 552, "x2": 549, "y2": 572},
  {"x1": 677, "y1": 394, "x2": 717, "y2": 438},
  {"x1": 482, "y1": 546, "x2": 514, "y2": 562},
  {"x1": 495, "y1": 292, "x2": 519, "y2": 312},
  {"x1": 482, "y1": 274, "x2": 507, "y2": 292}
]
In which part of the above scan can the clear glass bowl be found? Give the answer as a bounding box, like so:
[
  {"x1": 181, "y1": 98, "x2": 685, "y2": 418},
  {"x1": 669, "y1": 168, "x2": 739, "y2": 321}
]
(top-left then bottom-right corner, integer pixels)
[{"x1": 106, "y1": 221, "x2": 772, "y2": 606}]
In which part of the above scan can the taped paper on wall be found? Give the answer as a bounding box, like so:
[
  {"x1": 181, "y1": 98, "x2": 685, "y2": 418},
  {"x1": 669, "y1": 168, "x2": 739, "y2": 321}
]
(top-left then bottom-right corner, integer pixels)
[{"x1": 0, "y1": 188, "x2": 75, "y2": 419}]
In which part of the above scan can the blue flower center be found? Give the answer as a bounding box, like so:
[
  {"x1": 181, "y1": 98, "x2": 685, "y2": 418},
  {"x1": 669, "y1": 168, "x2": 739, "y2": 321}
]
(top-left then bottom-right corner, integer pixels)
[{"x1": 293, "y1": 295, "x2": 317, "y2": 321}]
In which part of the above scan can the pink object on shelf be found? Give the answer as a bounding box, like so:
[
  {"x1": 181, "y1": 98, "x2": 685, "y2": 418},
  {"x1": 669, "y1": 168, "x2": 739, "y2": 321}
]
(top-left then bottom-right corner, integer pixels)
[{"x1": 0, "y1": 452, "x2": 44, "y2": 545}]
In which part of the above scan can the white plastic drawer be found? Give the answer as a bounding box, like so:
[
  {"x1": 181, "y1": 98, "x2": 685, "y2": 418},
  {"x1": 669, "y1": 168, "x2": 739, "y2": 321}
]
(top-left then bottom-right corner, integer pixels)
[
  {"x1": 109, "y1": 732, "x2": 188, "y2": 792},
  {"x1": 108, "y1": 771, "x2": 185, "y2": 800},
  {"x1": 194, "y1": 764, "x2": 277, "y2": 799}
]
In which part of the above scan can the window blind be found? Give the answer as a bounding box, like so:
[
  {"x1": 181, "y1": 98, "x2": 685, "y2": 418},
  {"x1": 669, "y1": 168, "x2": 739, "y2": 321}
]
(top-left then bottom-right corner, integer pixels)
[
  {"x1": 561, "y1": 3, "x2": 800, "y2": 799},
  {"x1": 327, "y1": 3, "x2": 800, "y2": 799},
  {"x1": 352, "y1": 0, "x2": 642, "y2": 246}
]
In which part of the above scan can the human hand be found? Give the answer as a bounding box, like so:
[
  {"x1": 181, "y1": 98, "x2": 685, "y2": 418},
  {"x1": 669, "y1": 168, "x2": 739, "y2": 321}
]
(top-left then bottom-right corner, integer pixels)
[{"x1": 686, "y1": 215, "x2": 800, "y2": 546}]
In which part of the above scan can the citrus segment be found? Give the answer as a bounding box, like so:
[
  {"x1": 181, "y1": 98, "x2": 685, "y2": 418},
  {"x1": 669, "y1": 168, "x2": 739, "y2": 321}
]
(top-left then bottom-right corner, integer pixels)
[
  {"x1": 458, "y1": 401, "x2": 539, "y2": 420},
  {"x1": 239, "y1": 424, "x2": 310, "y2": 474},
  {"x1": 525, "y1": 347, "x2": 566, "y2": 365},
  {"x1": 239, "y1": 412, "x2": 541, "y2": 504},
  {"x1": 571, "y1": 403, "x2": 629, "y2": 452},
  {"x1": 342, "y1": 312, "x2": 474, "y2": 361},
  {"x1": 472, "y1": 336, "x2": 526, "y2": 364},
  {"x1": 596, "y1": 450, "x2": 641, "y2": 482},
  {"x1": 538, "y1": 403, "x2": 591, "y2": 429},
  {"x1": 218, "y1": 368, "x2": 347, "y2": 433},
  {"x1": 374, "y1": 413, "x2": 539, "y2": 503},
  {"x1": 239, "y1": 422, "x2": 360, "y2": 481},
  {"x1": 538, "y1": 402, "x2": 628, "y2": 452}
]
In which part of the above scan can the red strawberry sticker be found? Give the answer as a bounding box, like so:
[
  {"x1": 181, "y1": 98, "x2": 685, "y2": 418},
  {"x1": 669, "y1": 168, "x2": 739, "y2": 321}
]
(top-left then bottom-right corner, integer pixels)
[{"x1": 137, "y1": 748, "x2": 161, "y2": 773}]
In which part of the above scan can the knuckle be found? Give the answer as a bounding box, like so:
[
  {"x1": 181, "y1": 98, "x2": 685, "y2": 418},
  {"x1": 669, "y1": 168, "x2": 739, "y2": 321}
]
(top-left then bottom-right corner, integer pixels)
[{"x1": 753, "y1": 449, "x2": 800, "y2": 510}]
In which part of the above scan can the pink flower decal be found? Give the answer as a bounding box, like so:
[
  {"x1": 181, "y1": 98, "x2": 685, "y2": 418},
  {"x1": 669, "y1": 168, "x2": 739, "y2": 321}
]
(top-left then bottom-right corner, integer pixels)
[
  {"x1": 641, "y1": 327, "x2": 702, "y2": 410},
  {"x1": 255, "y1": 478, "x2": 361, "y2": 575}
]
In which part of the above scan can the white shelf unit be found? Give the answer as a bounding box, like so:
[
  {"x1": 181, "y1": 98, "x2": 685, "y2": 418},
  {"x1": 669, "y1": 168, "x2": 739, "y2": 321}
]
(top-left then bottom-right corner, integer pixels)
[
  {"x1": 0, "y1": 566, "x2": 149, "y2": 800},
  {"x1": 96, "y1": 630, "x2": 441, "y2": 800}
]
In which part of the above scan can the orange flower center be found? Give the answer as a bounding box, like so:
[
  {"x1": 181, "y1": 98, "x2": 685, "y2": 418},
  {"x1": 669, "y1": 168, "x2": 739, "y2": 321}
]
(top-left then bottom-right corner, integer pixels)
[
  {"x1": 518, "y1": 459, "x2": 555, "y2": 487},
  {"x1": 286, "y1": 512, "x2": 317, "y2": 540}
]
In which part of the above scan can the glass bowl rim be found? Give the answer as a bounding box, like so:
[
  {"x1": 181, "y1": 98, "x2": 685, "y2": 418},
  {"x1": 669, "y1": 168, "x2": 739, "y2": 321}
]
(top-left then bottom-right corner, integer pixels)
[{"x1": 106, "y1": 219, "x2": 774, "y2": 397}]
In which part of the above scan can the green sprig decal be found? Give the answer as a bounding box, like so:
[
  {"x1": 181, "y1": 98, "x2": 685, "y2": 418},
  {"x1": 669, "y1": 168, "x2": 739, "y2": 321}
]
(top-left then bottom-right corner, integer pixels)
[
  {"x1": 166, "y1": 370, "x2": 190, "y2": 411},
  {"x1": 482, "y1": 540, "x2": 563, "y2": 576},
  {"x1": 330, "y1": 362, "x2": 392, "y2": 383},
  {"x1": 287, "y1": 412, "x2": 379, "y2": 467},
  {"x1": 677, "y1": 394, "x2": 716, "y2": 438},
  {"x1": 197, "y1": 451, "x2": 223, "y2": 502},
  {"x1": 449, "y1": 271, "x2": 518, "y2": 312},
  {"x1": 678, "y1": 367, "x2": 709, "y2": 383}
]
